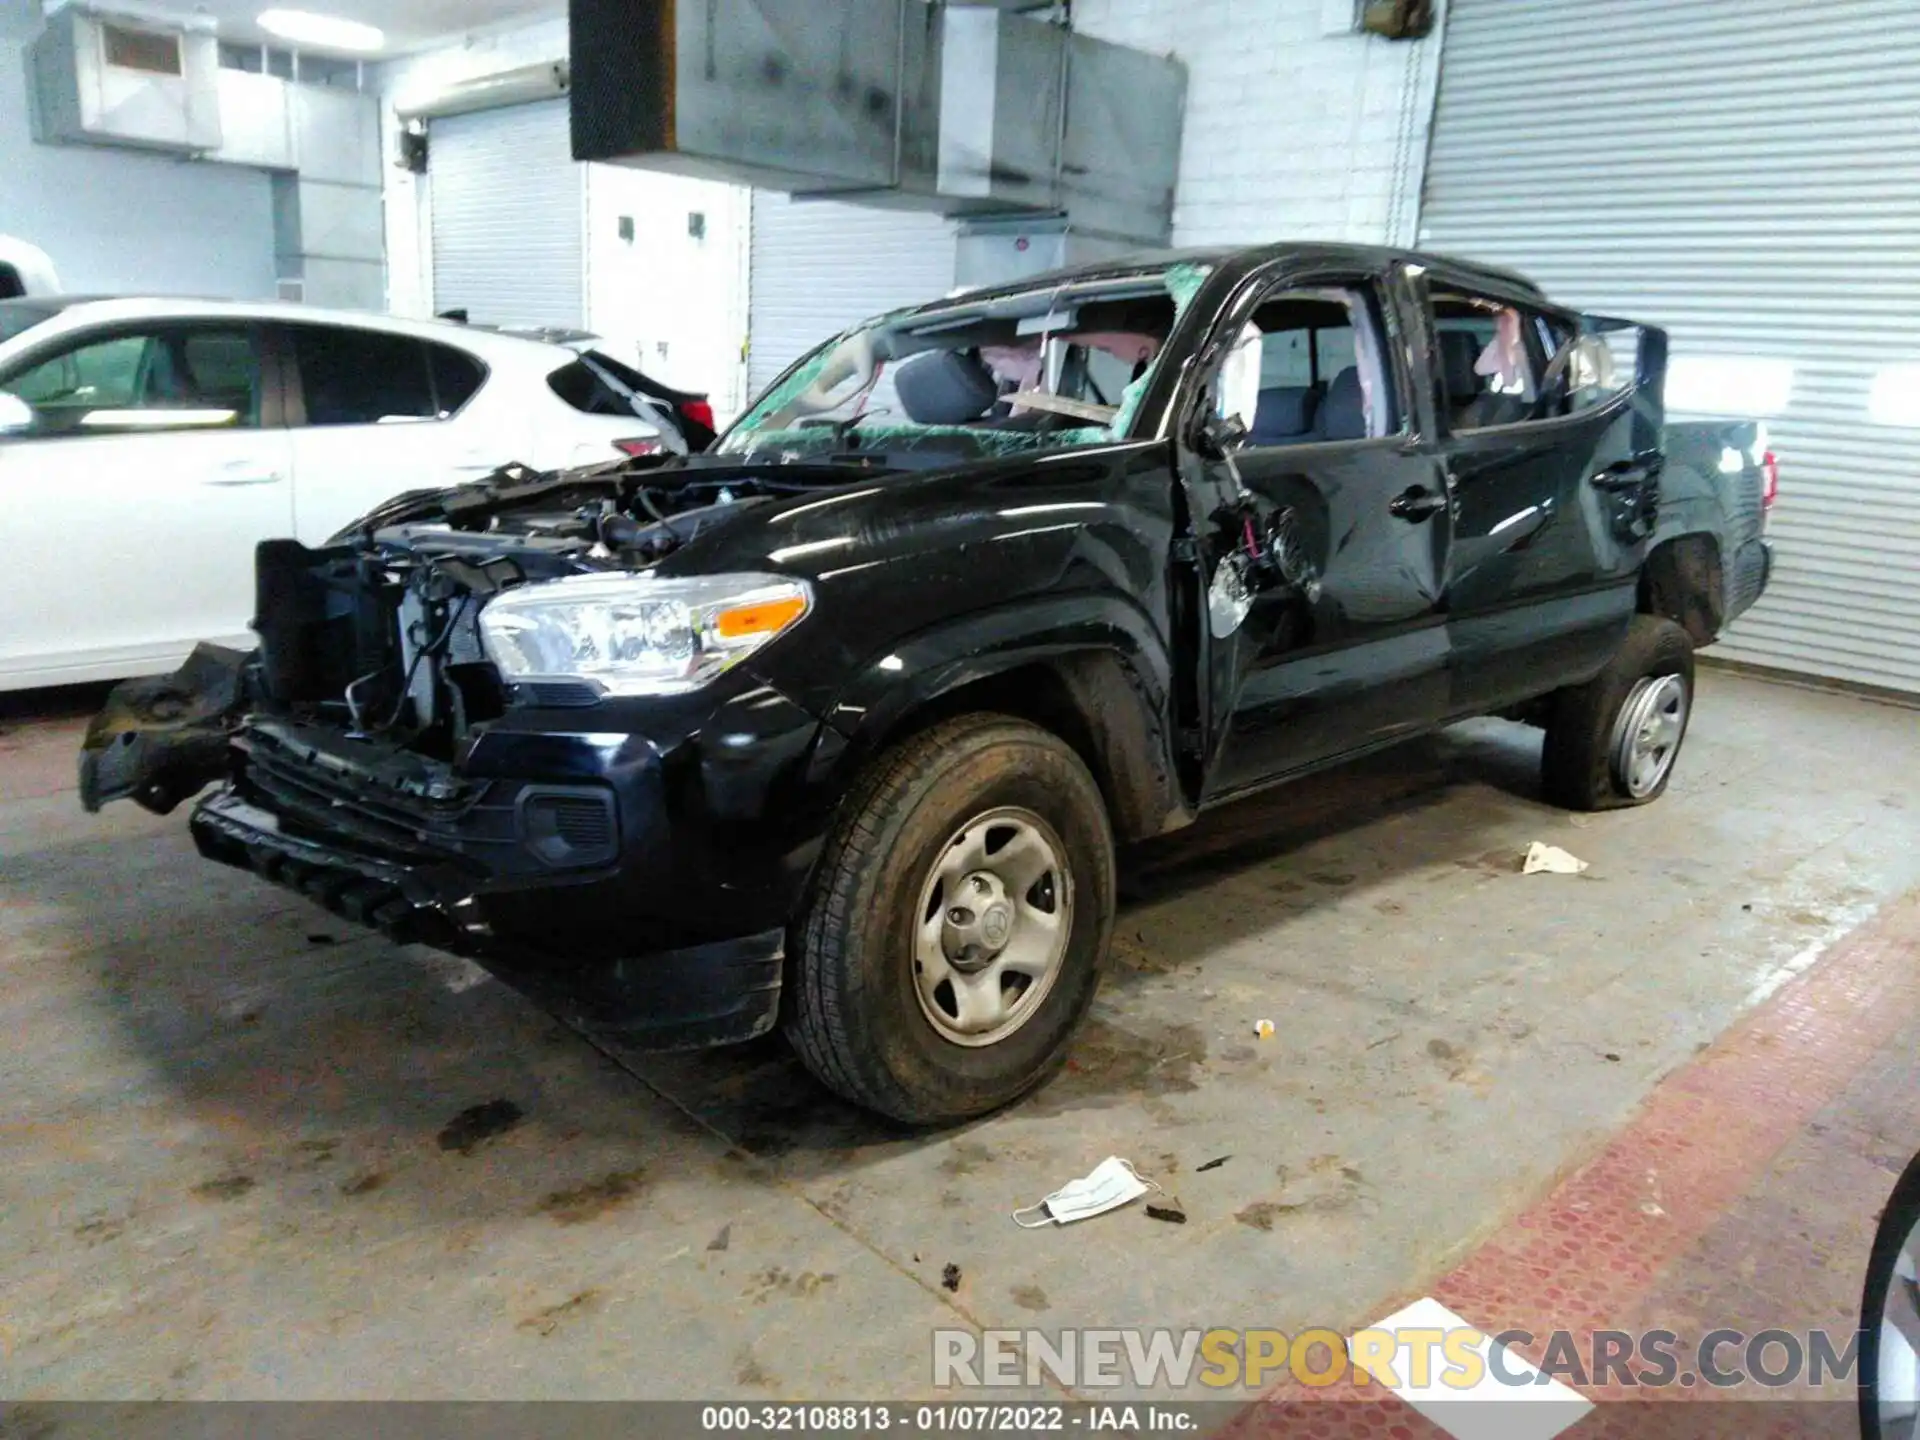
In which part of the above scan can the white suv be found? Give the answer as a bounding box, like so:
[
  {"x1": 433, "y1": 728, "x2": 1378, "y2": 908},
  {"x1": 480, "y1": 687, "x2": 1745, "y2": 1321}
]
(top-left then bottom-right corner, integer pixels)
[{"x1": 0, "y1": 298, "x2": 670, "y2": 691}]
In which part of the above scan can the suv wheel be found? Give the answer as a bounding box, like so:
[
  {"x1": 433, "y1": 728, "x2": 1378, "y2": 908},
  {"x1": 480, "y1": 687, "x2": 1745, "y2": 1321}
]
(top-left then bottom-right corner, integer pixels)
[
  {"x1": 785, "y1": 714, "x2": 1115, "y2": 1125},
  {"x1": 1541, "y1": 615, "x2": 1695, "y2": 811}
]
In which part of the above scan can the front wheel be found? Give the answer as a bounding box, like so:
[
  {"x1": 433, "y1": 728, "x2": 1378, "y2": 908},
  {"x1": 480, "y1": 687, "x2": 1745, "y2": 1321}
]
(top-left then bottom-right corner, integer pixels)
[
  {"x1": 785, "y1": 714, "x2": 1115, "y2": 1125},
  {"x1": 1541, "y1": 615, "x2": 1695, "y2": 811}
]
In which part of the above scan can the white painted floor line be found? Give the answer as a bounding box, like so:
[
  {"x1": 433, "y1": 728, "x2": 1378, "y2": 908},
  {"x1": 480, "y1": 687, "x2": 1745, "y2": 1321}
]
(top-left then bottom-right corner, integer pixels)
[
  {"x1": 1741, "y1": 897, "x2": 1880, "y2": 1009},
  {"x1": 1348, "y1": 1297, "x2": 1593, "y2": 1440}
]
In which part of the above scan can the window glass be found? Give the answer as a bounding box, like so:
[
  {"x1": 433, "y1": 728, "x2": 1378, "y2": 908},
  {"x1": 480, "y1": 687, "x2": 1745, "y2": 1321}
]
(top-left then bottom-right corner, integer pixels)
[
  {"x1": 292, "y1": 326, "x2": 437, "y2": 426},
  {"x1": 1209, "y1": 287, "x2": 1394, "y2": 446},
  {"x1": 427, "y1": 343, "x2": 486, "y2": 415},
  {"x1": 718, "y1": 262, "x2": 1205, "y2": 462},
  {"x1": 0, "y1": 325, "x2": 261, "y2": 436},
  {"x1": 548, "y1": 358, "x2": 636, "y2": 417},
  {"x1": 1431, "y1": 292, "x2": 1545, "y2": 432},
  {"x1": 0, "y1": 264, "x2": 23, "y2": 302}
]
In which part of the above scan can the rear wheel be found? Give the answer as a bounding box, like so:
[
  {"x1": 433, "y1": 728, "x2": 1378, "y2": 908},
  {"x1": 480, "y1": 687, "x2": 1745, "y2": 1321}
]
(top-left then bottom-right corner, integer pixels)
[
  {"x1": 785, "y1": 714, "x2": 1115, "y2": 1125},
  {"x1": 1541, "y1": 615, "x2": 1695, "y2": 811}
]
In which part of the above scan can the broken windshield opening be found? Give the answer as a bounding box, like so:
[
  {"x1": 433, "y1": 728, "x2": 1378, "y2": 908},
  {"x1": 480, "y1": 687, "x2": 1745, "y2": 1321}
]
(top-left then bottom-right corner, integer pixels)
[{"x1": 717, "y1": 263, "x2": 1213, "y2": 462}]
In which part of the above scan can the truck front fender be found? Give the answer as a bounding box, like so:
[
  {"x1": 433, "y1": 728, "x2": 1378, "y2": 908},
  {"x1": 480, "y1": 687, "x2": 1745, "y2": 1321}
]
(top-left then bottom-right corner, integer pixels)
[{"x1": 802, "y1": 594, "x2": 1191, "y2": 842}]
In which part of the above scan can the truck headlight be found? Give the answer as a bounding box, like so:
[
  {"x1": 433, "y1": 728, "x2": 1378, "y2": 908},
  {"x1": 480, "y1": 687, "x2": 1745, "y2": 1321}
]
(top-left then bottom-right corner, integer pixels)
[{"x1": 478, "y1": 572, "x2": 812, "y2": 697}]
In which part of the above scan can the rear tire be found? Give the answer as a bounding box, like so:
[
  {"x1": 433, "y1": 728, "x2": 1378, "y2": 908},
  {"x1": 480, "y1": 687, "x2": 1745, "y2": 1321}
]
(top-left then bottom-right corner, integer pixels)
[
  {"x1": 1541, "y1": 615, "x2": 1695, "y2": 812},
  {"x1": 785, "y1": 714, "x2": 1115, "y2": 1125}
]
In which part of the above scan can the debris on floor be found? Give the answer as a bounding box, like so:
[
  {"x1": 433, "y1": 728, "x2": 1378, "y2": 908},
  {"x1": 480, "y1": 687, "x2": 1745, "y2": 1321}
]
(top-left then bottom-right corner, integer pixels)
[
  {"x1": 1253, "y1": 1018, "x2": 1276, "y2": 1039},
  {"x1": 1522, "y1": 841, "x2": 1590, "y2": 875},
  {"x1": 436, "y1": 1099, "x2": 525, "y2": 1155},
  {"x1": 1013, "y1": 1156, "x2": 1156, "y2": 1227},
  {"x1": 1145, "y1": 1202, "x2": 1188, "y2": 1224},
  {"x1": 941, "y1": 1263, "x2": 961, "y2": 1292},
  {"x1": 707, "y1": 1224, "x2": 732, "y2": 1252},
  {"x1": 1196, "y1": 1156, "x2": 1231, "y2": 1173}
]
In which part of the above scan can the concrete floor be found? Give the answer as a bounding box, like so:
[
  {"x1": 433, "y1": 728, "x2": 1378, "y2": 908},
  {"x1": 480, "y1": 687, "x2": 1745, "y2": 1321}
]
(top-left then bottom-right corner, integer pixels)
[{"x1": 4, "y1": 669, "x2": 1918, "y2": 1402}]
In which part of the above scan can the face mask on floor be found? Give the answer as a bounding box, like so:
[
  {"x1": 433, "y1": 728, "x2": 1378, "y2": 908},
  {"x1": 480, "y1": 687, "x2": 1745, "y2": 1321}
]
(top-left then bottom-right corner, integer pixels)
[{"x1": 1013, "y1": 1156, "x2": 1156, "y2": 1227}]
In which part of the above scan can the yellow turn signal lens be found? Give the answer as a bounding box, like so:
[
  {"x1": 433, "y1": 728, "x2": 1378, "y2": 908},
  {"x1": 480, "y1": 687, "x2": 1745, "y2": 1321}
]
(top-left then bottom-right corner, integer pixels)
[{"x1": 714, "y1": 593, "x2": 808, "y2": 640}]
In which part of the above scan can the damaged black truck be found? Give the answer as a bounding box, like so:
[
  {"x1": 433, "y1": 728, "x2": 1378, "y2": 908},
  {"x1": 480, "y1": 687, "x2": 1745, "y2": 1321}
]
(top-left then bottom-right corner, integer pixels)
[{"x1": 81, "y1": 243, "x2": 1774, "y2": 1124}]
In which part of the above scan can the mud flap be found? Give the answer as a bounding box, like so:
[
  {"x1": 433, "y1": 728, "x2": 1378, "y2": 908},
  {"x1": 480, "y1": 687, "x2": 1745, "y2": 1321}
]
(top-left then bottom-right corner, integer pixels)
[{"x1": 78, "y1": 643, "x2": 252, "y2": 815}]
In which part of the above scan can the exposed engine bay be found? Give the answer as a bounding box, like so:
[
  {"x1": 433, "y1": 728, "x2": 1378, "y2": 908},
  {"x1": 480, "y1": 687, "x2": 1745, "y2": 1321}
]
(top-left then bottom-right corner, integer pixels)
[{"x1": 249, "y1": 460, "x2": 848, "y2": 756}]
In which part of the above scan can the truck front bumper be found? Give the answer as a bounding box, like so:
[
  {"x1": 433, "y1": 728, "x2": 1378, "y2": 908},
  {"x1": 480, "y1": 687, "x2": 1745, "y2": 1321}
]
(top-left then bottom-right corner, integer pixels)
[
  {"x1": 120, "y1": 665, "x2": 835, "y2": 1052},
  {"x1": 191, "y1": 782, "x2": 788, "y2": 1050}
]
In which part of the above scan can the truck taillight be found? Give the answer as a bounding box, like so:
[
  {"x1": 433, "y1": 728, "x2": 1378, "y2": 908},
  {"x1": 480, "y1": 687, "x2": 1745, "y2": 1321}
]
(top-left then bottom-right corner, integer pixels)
[
  {"x1": 614, "y1": 437, "x2": 660, "y2": 457},
  {"x1": 1762, "y1": 450, "x2": 1779, "y2": 510},
  {"x1": 678, "y1": 399, "x2": 715, "y2": 434}
]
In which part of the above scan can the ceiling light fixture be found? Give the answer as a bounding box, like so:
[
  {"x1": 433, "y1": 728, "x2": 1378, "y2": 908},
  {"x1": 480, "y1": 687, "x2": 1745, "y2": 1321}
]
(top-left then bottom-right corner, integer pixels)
[{"x1": 256, "y1": 9, "x2": 385, "y2": 51}]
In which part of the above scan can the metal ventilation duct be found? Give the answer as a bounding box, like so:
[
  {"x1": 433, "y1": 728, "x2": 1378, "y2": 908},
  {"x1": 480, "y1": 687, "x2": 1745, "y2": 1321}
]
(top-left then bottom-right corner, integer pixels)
[{"x1": 568, "y1": 0, "x2": 1185, "y2": 244}]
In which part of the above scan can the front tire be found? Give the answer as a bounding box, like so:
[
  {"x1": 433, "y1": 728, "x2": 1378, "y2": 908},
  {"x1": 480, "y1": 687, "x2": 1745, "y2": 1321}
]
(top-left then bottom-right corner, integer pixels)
[
  {"x1": 1541, "y1": 615, "x2": 1695, "y2": 811},
  {"x1": 785, "y1": 714, "x2": 1115, "y2": 1125}
]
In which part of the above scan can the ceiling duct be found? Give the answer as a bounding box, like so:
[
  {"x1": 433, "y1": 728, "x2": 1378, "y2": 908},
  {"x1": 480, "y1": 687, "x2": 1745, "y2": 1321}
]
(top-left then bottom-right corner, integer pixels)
[
  {"x1": 567, "y1": 0, "x2": 1185, "y2": 244},
  {"x1": 30, "y1": 5, "x2": 222, "y2": 153}
]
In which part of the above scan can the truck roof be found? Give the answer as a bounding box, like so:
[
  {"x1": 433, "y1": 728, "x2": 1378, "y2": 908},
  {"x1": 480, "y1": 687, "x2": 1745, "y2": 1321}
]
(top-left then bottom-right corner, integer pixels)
[{"x1": 947, "y1": 241, "x2": 1546, "y2": 304}]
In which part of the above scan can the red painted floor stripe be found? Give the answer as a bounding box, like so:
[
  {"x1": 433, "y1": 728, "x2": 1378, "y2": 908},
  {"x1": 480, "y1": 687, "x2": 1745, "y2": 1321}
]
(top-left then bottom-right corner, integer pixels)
[{"x1": 1227, "y1": 890, "x2": 1920, "y2": 1438}]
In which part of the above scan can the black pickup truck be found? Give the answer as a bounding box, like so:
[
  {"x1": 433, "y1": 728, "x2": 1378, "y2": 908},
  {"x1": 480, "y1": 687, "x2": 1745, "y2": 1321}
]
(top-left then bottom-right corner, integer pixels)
[{"x1": 81, "y1": 243, "x2": 1773, "y2": 1124}]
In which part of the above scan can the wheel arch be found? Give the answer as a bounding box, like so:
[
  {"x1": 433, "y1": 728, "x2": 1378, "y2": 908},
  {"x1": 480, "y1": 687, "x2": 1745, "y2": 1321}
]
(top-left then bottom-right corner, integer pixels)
[
  {"x1": 804, "y1": 599, "x2": 1189, "y2": 845},
  {"x1": 1639, "y1": 530, "x2": 1725, "y2": 646}
]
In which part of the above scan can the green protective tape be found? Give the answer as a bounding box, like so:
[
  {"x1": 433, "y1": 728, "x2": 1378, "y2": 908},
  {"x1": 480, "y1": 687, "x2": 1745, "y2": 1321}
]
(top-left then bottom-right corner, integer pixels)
[
  {"x1": 732, "y1": 353, "x2": 832, "y2": 435},
  {"x1": 737, "y1": 423, "x2": 1099, "y2": 459},
  {"x1": 1163, "y1": 262, "x2": 1212, "y2": 316},
  {"x1": 1103, "y1": 264, "x2": 1212, "y2": 439}
]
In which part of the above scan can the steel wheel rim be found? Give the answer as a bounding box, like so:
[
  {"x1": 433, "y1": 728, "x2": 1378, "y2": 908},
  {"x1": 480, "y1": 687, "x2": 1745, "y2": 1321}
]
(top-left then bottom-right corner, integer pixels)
[
  {"x1": 1610, "y1": 672, "x2": 1688, "y2": 799},
  {"x1": 1878, "y1": 1214, "x2": 1920, "y2": 1437},
  {"x1": 910, "y1": 806, "x2": 1073, "y2": 1048}
]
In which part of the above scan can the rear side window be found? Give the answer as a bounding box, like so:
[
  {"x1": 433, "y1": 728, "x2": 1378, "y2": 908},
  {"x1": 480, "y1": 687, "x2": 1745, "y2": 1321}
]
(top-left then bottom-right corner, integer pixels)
[
  {"x1": 290, "y1": 326, "x2": 488, "y2": 426},
  {"x1": 428, "y1": 342, "x2": 486, "y2": 415},
  {"x1": 0, "y1": 265, "x2": 23, "y2": 301}
]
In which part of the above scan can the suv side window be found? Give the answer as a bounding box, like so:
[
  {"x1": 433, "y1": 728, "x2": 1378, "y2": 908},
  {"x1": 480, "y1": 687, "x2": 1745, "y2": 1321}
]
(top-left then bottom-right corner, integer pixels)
[
  {"x1": 289, "y1": 325, "x2": 459, "y2": 426},
  {"x1": 0, "y1": 324, "x2": 263, "y2": 437},
  {"x1": 428, "y1": 342, "x2": 487, "y2": 415},
  {"x1": 1207, "y1": 284, "x2": 1399, "y2": 446}
]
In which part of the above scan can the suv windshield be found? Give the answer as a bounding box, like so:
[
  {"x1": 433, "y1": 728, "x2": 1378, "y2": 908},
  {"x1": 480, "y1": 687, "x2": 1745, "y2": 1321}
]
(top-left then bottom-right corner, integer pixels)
[{"x1": 717, "y1": 262, "x2": 1213, "y2": 462}]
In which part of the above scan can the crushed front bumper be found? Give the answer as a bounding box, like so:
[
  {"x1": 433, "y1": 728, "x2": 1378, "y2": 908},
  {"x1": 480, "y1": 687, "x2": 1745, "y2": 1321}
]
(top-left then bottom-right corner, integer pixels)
[
  {"x1": 189, "y1": 784, "x2": 785, "y2": 1051},
  {"x1": 83, "y1": 646, "x2": 828, "y2": 1051}
]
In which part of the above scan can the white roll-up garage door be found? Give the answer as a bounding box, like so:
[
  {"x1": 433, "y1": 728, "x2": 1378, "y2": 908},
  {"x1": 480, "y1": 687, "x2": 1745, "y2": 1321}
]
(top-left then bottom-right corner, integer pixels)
[
  {"x1": 430, "y1": 100, "x2": 585, "y2": 331},
  {"x1": 747, "y1": 193, "x2": 958, "y2": 398},
  {"x1": 1419, "y1": 0, "x2": 1920, "y2": 695}
]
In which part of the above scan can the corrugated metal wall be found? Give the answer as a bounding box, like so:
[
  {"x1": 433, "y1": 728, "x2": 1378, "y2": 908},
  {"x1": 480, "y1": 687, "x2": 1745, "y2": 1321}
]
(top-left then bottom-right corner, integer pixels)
[
  {"x1": 747, "y1": 193, "x2": 958, "y2": 399},
  {"x1": 1419, "y1": 0, "x2": 1920, "y2": 694},
  {"x1": 430, "y1": 100, "x2": 585, "y2": 331}
]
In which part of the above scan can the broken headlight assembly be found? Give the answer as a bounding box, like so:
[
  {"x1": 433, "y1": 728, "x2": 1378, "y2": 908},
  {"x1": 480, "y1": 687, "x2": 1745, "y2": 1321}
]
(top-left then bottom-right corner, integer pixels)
[{"x1": 477, "y1": 572, "x2": 812, "y2": 698}]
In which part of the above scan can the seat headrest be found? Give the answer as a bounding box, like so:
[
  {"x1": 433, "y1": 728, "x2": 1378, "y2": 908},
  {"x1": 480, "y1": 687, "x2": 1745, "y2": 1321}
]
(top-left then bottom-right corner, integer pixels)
[
  {"x1": 893, "y1": 349, "x2": 999, "y2": 425},
  {"x1": 1438, "y1": 330, "x2": 1483, "y2": 403},
  {"x1": 1317, "y1": 367, "x2": 1367, "y2": 441},
  {"x1": 1250, "y1": 386, "x2": 1318, "y2": 443}
]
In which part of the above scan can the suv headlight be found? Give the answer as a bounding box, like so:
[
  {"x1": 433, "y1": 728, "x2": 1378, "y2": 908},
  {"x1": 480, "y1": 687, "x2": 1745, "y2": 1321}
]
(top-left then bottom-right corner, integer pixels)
[{"x1": 478, "y1": 572, "x2": 812, "y2": 697}]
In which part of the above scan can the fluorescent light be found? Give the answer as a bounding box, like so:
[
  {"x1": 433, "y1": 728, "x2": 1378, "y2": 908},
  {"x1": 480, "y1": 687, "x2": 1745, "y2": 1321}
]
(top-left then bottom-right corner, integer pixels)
[
  {"x1": 1869, "y1": 364, "x2": 1920, "y2": 427},
  {"x1": 256, "y1": 9, "x2": 384, "y2": 51},
  {"x1": 1664, "y1": 356, "x2": 1794, "y2": 418}
]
